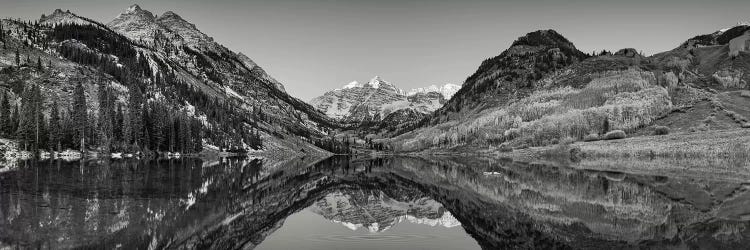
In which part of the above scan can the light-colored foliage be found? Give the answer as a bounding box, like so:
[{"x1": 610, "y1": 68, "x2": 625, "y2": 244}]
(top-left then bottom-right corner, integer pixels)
[
  {"x1": 604, "y1": 130, "x2": 627, "y2": 140},
  {"x1": 391, "y1": 69, "x2": 673, "y2": 151},
  {"x1": 583, "y1": 133, "x2": 599, "y2": 142},
  {"x1": 712, "y1": 70, "x2": 747, "y2": 89}
]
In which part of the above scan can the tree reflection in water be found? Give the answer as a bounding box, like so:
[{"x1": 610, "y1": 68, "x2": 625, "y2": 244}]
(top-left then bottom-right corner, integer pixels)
[{"x1": 1, "y1": 156, "x2": 749, "y2": 249}]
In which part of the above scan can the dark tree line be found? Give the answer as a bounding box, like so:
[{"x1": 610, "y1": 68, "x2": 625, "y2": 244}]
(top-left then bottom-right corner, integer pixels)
[
  {"x1": 0, "y1": 20, "x2": 6, "y2": 50},
  {"x1": 314, "y1": 135, "x2": 352, "y2": 154},
  {"x1": 0, "y1": 81, "x2": 204, "y2": 156},
  {"x1": 363, "y1": 137, "x2": 387, "y2": 151}
]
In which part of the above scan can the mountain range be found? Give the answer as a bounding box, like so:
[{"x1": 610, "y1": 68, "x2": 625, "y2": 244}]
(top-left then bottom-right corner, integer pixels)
[
  {"x1": 309, "y1": 189, "x2": 460, "y2": 233},
  {"x1": 310, "y1": 76, "x2": 460, "y2": 123},
  {"x1": 1, "y1": 4, "x2": 749, "y2": 157},
  {"x1": 1, "y1": 4, "x2": 341, "y2": 156}
]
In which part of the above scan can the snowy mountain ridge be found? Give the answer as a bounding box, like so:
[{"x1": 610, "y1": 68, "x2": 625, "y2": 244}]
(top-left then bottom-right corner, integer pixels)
[
  {"x1": 336, "y1": 76, "x2": 459, "y2": 99},
  {"x1": 310, "y1": 76, "x2": 453, "y2": 122},
  {"x1": 310, "y1": 190, "x2": 461, "y2": 233}
]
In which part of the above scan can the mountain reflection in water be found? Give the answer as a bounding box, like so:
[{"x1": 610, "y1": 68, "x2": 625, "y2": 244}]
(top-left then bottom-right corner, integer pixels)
[{"x1": 1, "y1": 156, "x2": 750, "y2": 249}]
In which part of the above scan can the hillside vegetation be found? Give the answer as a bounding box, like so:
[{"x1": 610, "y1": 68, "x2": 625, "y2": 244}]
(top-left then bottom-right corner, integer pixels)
[
  {"x1": 391, "y1": 68, "x2": 675, "y2": 151},
  {"x1": 386, "y1": 25, "x2": 750, "y2": 154}
]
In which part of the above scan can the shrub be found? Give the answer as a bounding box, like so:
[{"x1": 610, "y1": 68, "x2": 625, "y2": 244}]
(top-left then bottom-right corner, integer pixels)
[
  {"x1": 740, "y1": 90, "x2": 750, "y2": 98},
  {"x1": 652, "y1": 126, "x2": 670, "y2": 135},
  {"x1": 498, "y1": 144, "x2": 513, "y2": 152},
  {"x1": 583, "y1": 133, "x2": 599, "y2": 142},
  {"x1": 742, "y1": 123, "x2": 750, "y2": 128},
  {"x1": 559, "y1": 137, "x2": 576, "y2": 145},
  {"x1": 603, "y1": 130, "x2": 627, "y2": 140}
]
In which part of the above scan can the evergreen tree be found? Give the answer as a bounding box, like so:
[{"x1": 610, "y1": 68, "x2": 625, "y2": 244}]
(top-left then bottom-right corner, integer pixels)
[
  {"x1": 37, "y1": 57, "x2": 42, "y2": 71},
  {"x1": 114, "y1": 105, "x2": 124, "y2": 149},
  {"x1": 127, "y1": 86, "x2": 143, "y2": 148},
  {"x1": 0, "y1": 93, "x2": 10, "y2": 136},
  {"x1": 10, "y1": 105, "x2": 19, "y2": 137},
  {"x1": 31, "y1": 85, "x2": 44, "y2": 153},
  {"x1": 17, "y1": 87, "x2": 33, "y2": 150},
  {"x1": 15, "y1": 48, "x2": 20, "y2": 66},
  {"x1": 49, "y1": 100, "x2": 61, "y2": 151},
  {"x1": 0, "y1": 21, "x2": 4, "y2": 44},
  {"x1": 97, "y1": 83, "x2": 114, "y2": 152},
  {"x1": 72, "y1": 82, "x2": 87, "y2": 151},
  {"x1": 16, "y1": 85, "x2": 44, "y2": 152}
]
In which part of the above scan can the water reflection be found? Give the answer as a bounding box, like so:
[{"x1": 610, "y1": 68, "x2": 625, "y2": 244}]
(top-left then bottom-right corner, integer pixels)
[{"x1": 1, "y1": 156, "x2": 749, "y2": 249}]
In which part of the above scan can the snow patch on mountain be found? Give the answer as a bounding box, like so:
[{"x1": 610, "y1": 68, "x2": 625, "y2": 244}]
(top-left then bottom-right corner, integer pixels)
[
  {"x1": 310, "y1": 190, "x2": 461, "y2": 233},
  {"x1": 406, "y1": 83, "x2": 462, "y2": 99},
  {"x1": 311, "y1": 76, "x2": 456, "y2": 122},
  {"x1": 367, "y1": 76, "x2": 385, "y2": 89},
  {"x1": 341, "y1": 81, "x2": 360, "y2": 90},
  {"x1": 224, "y1": 86, "x2": 242, "y2": 99}
]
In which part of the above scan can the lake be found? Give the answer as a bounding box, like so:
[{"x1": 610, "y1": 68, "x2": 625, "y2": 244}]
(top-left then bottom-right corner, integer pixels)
[{"x1": 1, "y1": 156, "x2": 749, "y2": 249}]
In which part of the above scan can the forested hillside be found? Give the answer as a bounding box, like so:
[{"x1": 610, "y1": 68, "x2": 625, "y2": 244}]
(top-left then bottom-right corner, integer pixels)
[{"x1": 0, "y1": 6, "x2": 345, "y2": 158}]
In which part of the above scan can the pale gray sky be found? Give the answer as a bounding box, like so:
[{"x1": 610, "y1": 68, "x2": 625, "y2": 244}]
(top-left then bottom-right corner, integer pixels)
[{"x1": 2, "y1": 0, "x2": 749, "y2": 100}]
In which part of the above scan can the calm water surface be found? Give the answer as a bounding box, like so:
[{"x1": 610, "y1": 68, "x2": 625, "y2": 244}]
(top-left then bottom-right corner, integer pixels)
[{"x1": 1, "y1": 156, "x2": 750, "y2": 249}]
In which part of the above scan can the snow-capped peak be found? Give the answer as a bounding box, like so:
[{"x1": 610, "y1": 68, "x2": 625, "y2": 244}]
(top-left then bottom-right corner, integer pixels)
[
  {"x1": 343, "y1": 81, "x2": 361, "y2": 89},
  {"x1": 367, "y1": 76, "x2": 386, "y2": 89},
  {"x1": 126, "y1": 4, "x2": 142, "y2": 13},
  {"x1": 337, "y1": 76, "x2": 400, "y2": 92},
  {"x1": 406, "y1": 83, "x2": 461, "y2": 99}
]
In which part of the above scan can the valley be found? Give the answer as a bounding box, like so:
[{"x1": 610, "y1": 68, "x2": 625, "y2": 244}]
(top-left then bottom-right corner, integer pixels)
[
  {"x1": 1, "y1": 2, "x2": 750, "y2": 249},
  {"x1": 0, "y1": 5, "x2": 748, "y2": 164}
]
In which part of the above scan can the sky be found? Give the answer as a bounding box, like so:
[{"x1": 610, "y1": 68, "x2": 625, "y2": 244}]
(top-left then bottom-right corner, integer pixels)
[{"x1": 1, "y1": 0, "x2": 749, "y2": 101}]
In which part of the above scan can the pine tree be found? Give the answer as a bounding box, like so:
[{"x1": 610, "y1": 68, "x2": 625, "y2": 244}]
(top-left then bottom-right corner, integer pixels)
[
  {"x1": 0, "y1": 93, "x2": 10, "y2": 136},
  {"x1": 114, "y1": 105, "x2": 124, "y2": 148},
  {"x1": 72, "y1": 82, "x2": 87, "y2": 152},
  {"x1": 37, "y1": 57, "x2": 42, "y2": 71},
  {"x1": 31, "y1": 85, "x2": 44, "y2": 153},
  {"x1": 10, "y1": 105, "x2": 19, "y2": 137},
  {"x1": 49, "y1": 100, "x2": 61, "y2": 152},
  {"x1": 0, "y1": 20, "x2": 4, "y2": 43},
  {"x1": 127, "y1": 86, "x2": 144, "y2": 148},
  {"x1": 17, "y1": 86, "x2": 33, "y2": 150},
  {"x1": 15, "y1": 49, "x2": 20, "y2": 66},
  {"x1": 97, "y1": 83, "x2": 114, "y2": 152}
]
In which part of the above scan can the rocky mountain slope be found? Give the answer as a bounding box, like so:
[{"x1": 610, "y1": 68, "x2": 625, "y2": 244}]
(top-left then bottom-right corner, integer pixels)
[
  {"x1": 0, "y1": 5, "x2": 338, "y2": 155},
  {"x1": 309, "y1": 76, "x2": 459, "y2": 124}
]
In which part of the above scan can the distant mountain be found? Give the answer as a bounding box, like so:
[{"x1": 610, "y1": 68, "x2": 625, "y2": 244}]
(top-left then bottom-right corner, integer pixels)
[
  {"x1": 309, "y1": 189, "x2": 460, "y2": 233},
  {"x1": 0, "y1": 4, "x2": 337, "y2": 155},
  {"x1": 406, "y1": 83, "x2": 461, "y2": 100},
  {"x1": 309, "y1": 76, "x2": 458, "y2": 124}
]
